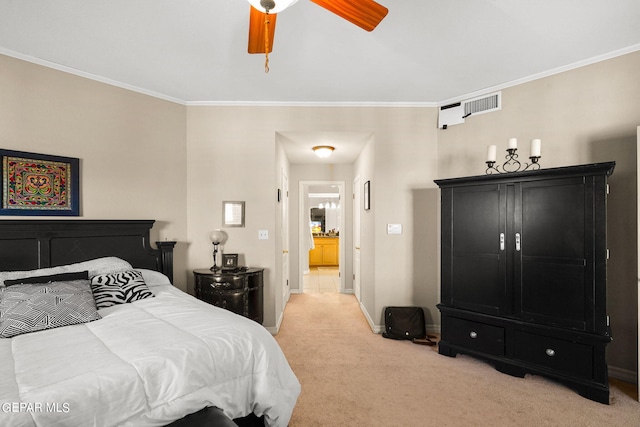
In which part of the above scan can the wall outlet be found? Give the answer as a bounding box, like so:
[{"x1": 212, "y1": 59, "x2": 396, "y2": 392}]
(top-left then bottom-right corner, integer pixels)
[{"x1": 258, "y1": 229, "x2": 269, "y2": 240}]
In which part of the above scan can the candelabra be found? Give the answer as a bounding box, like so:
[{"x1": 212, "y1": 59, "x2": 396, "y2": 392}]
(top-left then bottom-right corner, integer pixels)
[{"x1": 485, "y1": 139, "x2": 541, "y2": 175}]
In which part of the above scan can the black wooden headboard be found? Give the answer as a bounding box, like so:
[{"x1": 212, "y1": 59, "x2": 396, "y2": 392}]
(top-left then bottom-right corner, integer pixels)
[{"x1": 0, "y1": 220, "x2": 176, "y2": 282}]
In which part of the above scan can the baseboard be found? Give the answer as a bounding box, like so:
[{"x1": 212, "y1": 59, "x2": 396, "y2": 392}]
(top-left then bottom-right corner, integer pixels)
[
  {"x1": 359, "y1": 302, "x2": 384, "y2": 333},
  {"x1": 267, "y1": 310, "x2": 284, "y2": 336},
  {"x1": 426, "y1": 324, "x2": 441, "y2": 335},
  {"x1": 608, "y1": 365, "x2": 638, "y2": 384}
]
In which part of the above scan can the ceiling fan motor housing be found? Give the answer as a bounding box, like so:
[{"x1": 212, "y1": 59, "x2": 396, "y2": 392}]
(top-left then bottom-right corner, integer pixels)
[{"x1": 261, "y1": 0, "x2": 276, "y2": 12}]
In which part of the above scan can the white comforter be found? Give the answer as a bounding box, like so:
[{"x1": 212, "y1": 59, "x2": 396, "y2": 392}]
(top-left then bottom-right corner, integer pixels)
[{"x1": 0, "y1": 284, "x2": 300, "y2": 427}]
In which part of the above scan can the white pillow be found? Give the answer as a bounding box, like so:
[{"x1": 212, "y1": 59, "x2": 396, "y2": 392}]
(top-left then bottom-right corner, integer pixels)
[
  {"x1": 0, "y1": 257, "x2": 133, "y2": 285},
  {"x1": 137, "y1": 269, "x2": 171, "y2": 287}
]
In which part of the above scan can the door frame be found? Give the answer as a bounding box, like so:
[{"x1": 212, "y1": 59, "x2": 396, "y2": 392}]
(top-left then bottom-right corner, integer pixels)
[
  {"x1": 281, "y1": 168, "x2": 290, "y2": 305},
  {"x1": 298, "y1": 180, "x2": 346, "y2": 293},
  {"x1": 353, "y1": 175, "x2": 362, "y2": 302}
]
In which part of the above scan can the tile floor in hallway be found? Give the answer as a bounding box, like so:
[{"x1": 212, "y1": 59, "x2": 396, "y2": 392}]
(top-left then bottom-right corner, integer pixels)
[{"x1": 303, "y1": 267, "x2": 340, "y2": 293}]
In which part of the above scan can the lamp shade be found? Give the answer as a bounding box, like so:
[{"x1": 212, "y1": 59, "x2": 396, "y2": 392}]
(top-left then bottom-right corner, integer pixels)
[
  {"x1": 312, "y1": 145, "x2": 335, "y2": 158},
  {"x1": 210, "y1": 229, "x2": 225, "y2": 244},
  {"x1": 247, "y1": 0, "x2": 299, "y2": 13}
]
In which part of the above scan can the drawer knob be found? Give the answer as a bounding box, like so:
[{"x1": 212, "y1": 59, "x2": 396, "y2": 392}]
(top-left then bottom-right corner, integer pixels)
[
  {"x1": 210, "y1": 282, "x2": 231, "y2": 288},
  {"x1": 545, "y1": 348, "x2": 555, "y2": 357},
  {"x1": 469, "y1": 331, "x2": 478, "y2": 339}
]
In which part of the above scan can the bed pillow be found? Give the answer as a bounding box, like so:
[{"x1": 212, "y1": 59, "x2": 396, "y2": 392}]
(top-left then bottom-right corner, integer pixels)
[
  {"x1": 0, "y1": 279, "x2": 101, "y2": 338},
  {"x1": 0, "y1": 257, "x2": 133, "y2": 285},
  {"x1": 90, "y1": 270, "x2": 154, "y2": 309},
  {"x1": 3, "y1": 271, "x2": 89, "y2": 286},
  {"x1": 137, "y1": 269, "x2": 171, "y2": 287}
]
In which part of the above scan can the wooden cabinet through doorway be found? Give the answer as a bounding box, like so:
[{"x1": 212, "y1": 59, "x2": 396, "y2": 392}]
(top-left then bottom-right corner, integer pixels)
[{"x1": 309, "y1": 237, "x2": 339, "y2": 267}]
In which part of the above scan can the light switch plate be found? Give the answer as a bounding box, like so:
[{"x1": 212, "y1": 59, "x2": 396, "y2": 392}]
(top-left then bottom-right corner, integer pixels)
[
  {"x1": 387, "y1": 224, "x2": 402, "y2": 235},
  {"x1": 258, "y1": 229, "x2": 269, "y2": 240}
]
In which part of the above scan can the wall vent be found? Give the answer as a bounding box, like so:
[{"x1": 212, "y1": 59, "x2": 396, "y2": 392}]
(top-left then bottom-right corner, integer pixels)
[{"x1": 463, "y1": 91, "x2": 501, "y2": 117}]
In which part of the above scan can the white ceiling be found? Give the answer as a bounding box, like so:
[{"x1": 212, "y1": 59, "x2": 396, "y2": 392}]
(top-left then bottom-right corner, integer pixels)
[
  {"x1": 1, "y1": 1, "x2": 639, "y2": 165},
  {"x1": 1, "y1": 1, "x2": 639, "y2": 106}
]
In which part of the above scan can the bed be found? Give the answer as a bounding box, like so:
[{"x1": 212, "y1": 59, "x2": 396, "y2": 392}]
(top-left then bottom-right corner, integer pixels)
[{"x1": 0, "y1": 220, "x2": 300, "y2": 427}]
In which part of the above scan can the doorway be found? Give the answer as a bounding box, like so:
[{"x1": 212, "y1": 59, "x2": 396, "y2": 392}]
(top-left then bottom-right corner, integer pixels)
[{"x1": 298, "y1": 181, "x2": 345, "y2": 294}]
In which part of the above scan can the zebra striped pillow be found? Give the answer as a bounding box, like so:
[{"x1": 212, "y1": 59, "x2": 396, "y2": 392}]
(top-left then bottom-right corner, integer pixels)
[{"x1": 90, "y1": 270, "x2": 154, "y2": 309}]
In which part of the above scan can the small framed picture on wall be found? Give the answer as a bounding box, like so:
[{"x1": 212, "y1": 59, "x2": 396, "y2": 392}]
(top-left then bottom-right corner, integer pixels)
[{"x1": 364, "y1": 180, "x2": 371, "y2": 211}]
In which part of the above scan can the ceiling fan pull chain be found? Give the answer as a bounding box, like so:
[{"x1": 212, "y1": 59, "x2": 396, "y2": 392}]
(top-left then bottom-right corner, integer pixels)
[{"x1": 264, "y1": 12, "x2": 270, "y2": 73}]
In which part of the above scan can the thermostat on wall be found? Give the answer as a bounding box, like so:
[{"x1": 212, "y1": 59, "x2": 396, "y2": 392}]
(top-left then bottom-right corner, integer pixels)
[{"x1": 387, "y1": 224, "x2": 402, "y2": 235}]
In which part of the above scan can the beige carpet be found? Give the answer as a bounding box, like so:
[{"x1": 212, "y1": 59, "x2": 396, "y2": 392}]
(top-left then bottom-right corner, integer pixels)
[{"x1": 275, "y1": 292, "x2": 639, "y2": 427}]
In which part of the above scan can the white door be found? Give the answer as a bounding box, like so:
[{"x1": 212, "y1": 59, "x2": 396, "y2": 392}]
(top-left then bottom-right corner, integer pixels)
[
  {"x1": 282, "y1": 170, "x2": 290, "y2": 304},
  {"x1": 353, "y1": 176, "x2": 361, "y2": 302},
  {"x1": 637, "y1": 128, "x2": 640, "y2": 402}
]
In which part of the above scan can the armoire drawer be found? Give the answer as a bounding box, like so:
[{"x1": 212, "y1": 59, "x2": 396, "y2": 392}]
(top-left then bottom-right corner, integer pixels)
[
  {"x1": 445, "y1": 317, "x2": 505, "y2": 356},
  {"x1": 514, "y1": 331, "x2": 593, "y2": 379}
]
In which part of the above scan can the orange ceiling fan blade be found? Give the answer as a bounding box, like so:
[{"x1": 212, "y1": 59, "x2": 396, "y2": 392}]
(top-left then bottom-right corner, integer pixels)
[
  {"x1": 310, "y1": 0, "x2": 388, "y2": 31},
  {"x1": 248, "y1": 6, "x2": 277, "y2": 54}
]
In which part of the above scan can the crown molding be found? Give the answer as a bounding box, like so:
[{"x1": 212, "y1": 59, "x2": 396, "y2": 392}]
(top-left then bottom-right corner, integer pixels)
[
  {"x1": 438, "y1": 43, "x2": 640, "y2": 107},
  {"x1": 0, "y1": 48, "x2": 186, "y2": 105},
  {"x1": 3, "y1": 43, "x2": 639, "y2": 108},
  {"x1": 184, "y1": 100, "x2": 437, "y2": 108}
]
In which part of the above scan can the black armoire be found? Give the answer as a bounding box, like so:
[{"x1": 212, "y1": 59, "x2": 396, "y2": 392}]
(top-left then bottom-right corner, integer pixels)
[{"x1": 434, "y1": 162, "x2": 615, "y2": 404}]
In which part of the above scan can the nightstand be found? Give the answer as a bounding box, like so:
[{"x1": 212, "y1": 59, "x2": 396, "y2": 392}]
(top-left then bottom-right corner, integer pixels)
[{"x1": 193, "y1": 268, "x2": 264, "y2": 324}]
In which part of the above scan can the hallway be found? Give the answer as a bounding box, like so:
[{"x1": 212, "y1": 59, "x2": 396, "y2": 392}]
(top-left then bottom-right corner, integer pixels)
[{"x1": 302, "y1": 267, "x2": 340, "y2": 294}]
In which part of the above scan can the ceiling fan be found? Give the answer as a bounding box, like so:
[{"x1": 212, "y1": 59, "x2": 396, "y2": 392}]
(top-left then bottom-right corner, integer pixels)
[{"x1": 247, "y1": 0, "x2": 388, "y2": 72}]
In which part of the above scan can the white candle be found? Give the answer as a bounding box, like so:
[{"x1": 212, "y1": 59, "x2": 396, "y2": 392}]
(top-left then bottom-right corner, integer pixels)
[
  {"x1": 530, "y1": 139, "x2": 541, "y2": 157},
  {"x1": 508, "y1": 138, "x2": 518, "y2": 150},
  {"x1": 487, "y1": 145, "x2": 497, "y2": 162}
]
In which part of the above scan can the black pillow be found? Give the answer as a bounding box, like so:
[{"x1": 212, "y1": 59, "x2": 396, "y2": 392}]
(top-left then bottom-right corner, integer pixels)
[{"x1": 3, "y1": 271, "x2": 89, "y2": 286}]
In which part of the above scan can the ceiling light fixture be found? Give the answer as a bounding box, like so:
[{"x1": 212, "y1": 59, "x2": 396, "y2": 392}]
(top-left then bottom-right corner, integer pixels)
[
  {"x1": 312, "y1": 145, "x2": 335, "y2": 158},
  {"x1": 247, "y1": 0, "x2": 299, "y2": 14}
]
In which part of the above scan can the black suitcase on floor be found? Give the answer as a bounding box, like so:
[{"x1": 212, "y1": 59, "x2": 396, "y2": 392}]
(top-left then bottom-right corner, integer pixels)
[
  {"x1": 382, "y1": 306, "x2": 426, "y2": 340},
  {"x1": 382, "y1": 306, "x2": 437, "y2": 346}
]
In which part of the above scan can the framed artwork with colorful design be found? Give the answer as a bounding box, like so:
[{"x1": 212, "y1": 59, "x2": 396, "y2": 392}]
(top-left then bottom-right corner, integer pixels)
[{"x1": 0, "y1": 149, "x2": 80, "y2": 216}]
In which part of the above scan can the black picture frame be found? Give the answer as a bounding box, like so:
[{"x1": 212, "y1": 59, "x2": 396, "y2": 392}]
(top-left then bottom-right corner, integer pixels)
[
  {"x1": 364, "y1": 180, "x2": 370, "y2": 211},
  {"x1": 0, "y1": 149, "x2": 80, "y2": 216},
  {"x1": 222, "y1": 253, "x2": 238, "y2": 269}
]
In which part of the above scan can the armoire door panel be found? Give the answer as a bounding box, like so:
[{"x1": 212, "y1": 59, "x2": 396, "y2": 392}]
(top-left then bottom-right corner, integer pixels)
[
  {"x1": 449, "y1": 184, "x2": 507, "y2": 315},
  {"x1": 452, "y1": 185, "x2": 503, "y2": 254},
  {"x1": 521, "y1": 260, "x2": 589, "y2": 330},
  {"x1": 518, "y1": 177, "x2": 594, "y2": 331},
  {"x1": 452, "y1": 254, "x2": 504, "y2": 314},
  {"x1": 521, "y1": 179, "x2": 586, "y2": 259}
]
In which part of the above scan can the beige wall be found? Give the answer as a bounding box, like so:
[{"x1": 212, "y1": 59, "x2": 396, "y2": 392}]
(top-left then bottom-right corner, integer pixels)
[
  {"x1": 185, "y1": 106, "x2": 440, "y2": 331},
  {"x1": 0, "y1": 54, "x2": 189, "y2": 285},
  {"x1": 2, "y1": 48, "x2": 638, "y2": 378},
  {"x1": 437, "y1": 50, "x2": 640, "y2": 379}
]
